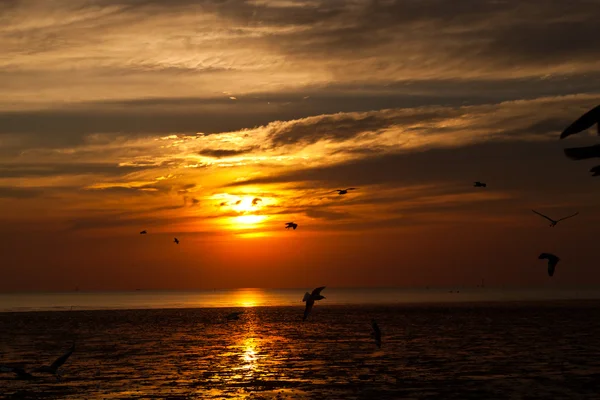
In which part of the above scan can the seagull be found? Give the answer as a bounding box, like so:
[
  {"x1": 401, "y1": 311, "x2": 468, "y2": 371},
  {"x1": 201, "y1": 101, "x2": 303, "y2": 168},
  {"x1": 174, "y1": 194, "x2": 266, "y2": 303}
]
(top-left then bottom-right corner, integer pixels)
[
  {"x1": 226, "y1": 311, "x2": 244, "y2": 321},
  {"x1": 473, "y1": 181, "x2": 487, "y2": 187},
  {"x1": 32, "y1": 343, "x2": 75, "y2": 379},
  {"x1": 371, "y1": 319, "x2": 382, "y2": 348},
  {"x1": 252, "y1": 198, "x2": 262, "y2": 206},
  {"x1": 560, "y1": 104, "x2": 600, "y2": 139},
  {"x1": 302, "y1": 286, "x2": 326, "y2": 321},
  {"x1": 0, "y1": 365, "x2": 34, "y2": 380},
  {"x1": 285, "y1": 222, "x2": 298, "y2": 230},
  {"x1": 140, "y1": 230, "x2": 147, "y2": 234},
  {"x1": 331, "y1": 188, "x2": 356, "y2": 195},
  {"x1": 531, "y1": 209, "x2": 579, "y2": 227},
  {"x1": 174, "y1": 238, "x2": 179, "y2": 244},
  {"x1": 538, "y1": 253, "x2": 560, "y2": 277}
]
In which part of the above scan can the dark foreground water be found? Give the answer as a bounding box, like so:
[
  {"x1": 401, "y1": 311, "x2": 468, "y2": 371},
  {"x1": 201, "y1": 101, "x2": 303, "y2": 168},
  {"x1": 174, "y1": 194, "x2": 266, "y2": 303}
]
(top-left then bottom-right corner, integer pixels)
[{"x1": 2, "y1": 301, "x2": 600, "y2": 399}]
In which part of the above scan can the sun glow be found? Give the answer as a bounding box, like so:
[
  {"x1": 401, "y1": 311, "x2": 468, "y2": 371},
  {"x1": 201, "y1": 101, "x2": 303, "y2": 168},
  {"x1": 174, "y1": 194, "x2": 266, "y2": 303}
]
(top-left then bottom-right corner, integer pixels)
[
  {"x1": 233, "y1": 288, "x2": 266, "y2": 308},
  {"x1": 234, "y1": 215, "x2": 267, "y2": 226}
]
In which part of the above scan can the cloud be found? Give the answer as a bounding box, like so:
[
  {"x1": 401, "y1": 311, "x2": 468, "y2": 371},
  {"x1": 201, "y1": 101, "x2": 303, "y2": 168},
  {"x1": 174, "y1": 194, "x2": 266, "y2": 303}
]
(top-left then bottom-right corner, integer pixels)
[
  {"x1": 0, "y1": 162, "x2": 149, "y2": 178},
  {"x1": 197, "y1": 146, "x2": 257, "y2": 158}
]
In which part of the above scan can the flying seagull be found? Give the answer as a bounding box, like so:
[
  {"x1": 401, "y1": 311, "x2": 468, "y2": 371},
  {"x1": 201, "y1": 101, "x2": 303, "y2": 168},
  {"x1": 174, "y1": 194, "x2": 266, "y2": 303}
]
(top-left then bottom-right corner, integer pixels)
[
  {"x1": 473, "y1": 181, "x2": 487, "y2": 187},
  {"x1": 538, "y1": 253, "x2": 560, "y2": 277},
  {"x1": 252, "y1": 198, "x2": 262, "y2": 206},
  {"x1": 531, "y1": 209, "x2": 579, "y2": 227},
  {"x1": 302, "y1": 286, "x2": 326, "y2": 321},
  {"x1": 371, "y1": 319, "x2": 382, "y2": 349},
  {"x1": 226, "y1": 311, "x2": 244, "y2": 321},
  {"x1": 285, "y1": 222, "x2": 298, "y2": 230},
  {"x1": 331, "y1": 188, "x2": 356, "y2": 195},
  {"x1": 140, "y1": 230, "x2": 147, "y2": 234},
  {"x1": 174, "y1": 238, "x2": 179, "y2": 244},
  {"x1": 560, "y1": 104, "x2": 600, "y2": 139},
  {"x1": 33, "y1": 343, "x2": 75, "y2": 379},
  {"x1": 0, "y1": 365, "x2": 34, "y2": 380}
]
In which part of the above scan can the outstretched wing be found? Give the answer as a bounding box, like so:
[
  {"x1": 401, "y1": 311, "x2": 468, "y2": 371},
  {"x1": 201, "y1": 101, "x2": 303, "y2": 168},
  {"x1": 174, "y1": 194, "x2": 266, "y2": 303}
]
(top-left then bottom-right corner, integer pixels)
[
  {"x1": 532, "y1": 210, "x2": 554, "y2": 223},
  {"x1": 557, "y1": 212, "x2": 579, "y2": 222},
  {"x1": 548, "y1": 258, "x2": 559, "y2": 277},
  {"x1": 564, "y1": 144, "x2": 600, "y2": 160},
  {"x1": 560, "y1": 105, "x2": 600, "y2": 139},
  {"x1": 302, "y1": 292, "x2": 311, "y2": 302},
  {"x1": 303, "y1": 299, "x2": 314, "y2": 321},
  {"x1": 50, "y1": 344, "x2": 75, "y2": 370},
  {"x1": 311, "y1": 286, "x2": 326, "y2": 296},
  {"x1": 345, "y1": 188, "x2": 356, "y2": 191}
]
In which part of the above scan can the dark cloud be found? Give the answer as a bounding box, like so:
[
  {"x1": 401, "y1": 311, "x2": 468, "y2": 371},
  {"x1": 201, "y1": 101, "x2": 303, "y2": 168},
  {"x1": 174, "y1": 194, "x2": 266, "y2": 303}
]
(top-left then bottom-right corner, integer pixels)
[
  {"x1": 0, "y1": 163, "x2": 149, "y2": 178},
  {"x1": 198, "y1": 147, "x2": 257, "y2": 158},
  {"x1": 304, "y1": 209, "x2": 352, "y2": 221},
  {"x1": 0, "y1": 187, "x2": 45, "y2": 199}
]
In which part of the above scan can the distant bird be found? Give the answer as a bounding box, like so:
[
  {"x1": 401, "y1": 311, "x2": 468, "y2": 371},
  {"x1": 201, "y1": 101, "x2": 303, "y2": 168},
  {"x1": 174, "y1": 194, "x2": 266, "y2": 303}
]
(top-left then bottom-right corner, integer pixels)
[
  {"x1": 174, "y1": 238, "x2": 179, "y2": 244},
  {"x1": 33, "y1": 343, "x2": 75, "y2": 379},
  {"x1": 302, "y1": 286, "x2": 326, "y2": 321},
  {"x1": 331, "y1": 188, "x2": 356, "y2": 195},
  {"x1": 531, "y1": 209, "x2": 579, "y2": 227},
  {"x1": 226, "y1": 311, "x2": 244, "y2": 321},
  {"x1": 0, "y1": 365, "x2": 34, "y2": 380},
  {"x1": 560, "y1": 104, "x2": 600, "y2": 139},
  {"x1": 538, "y1": 253, "x2": 560, "y2": 277},
  {"x1": 252, "y1": 198, "x2": 262, "y2": 206},
  {"x1": 371, "y1": 319, "x2": 382, "y2": 348},
  {"x1": 235, "y1": 200, "x2": 242, "y2": 205},
  {"x1": 140, "y1": 230, "x2": 147, "y2": 234},
  {"x1": 285, "y1": 222, "x2": 298, "y2": 230},
  {"x1": 473, "y1": 181, "x2": 487, "y2": 187}
]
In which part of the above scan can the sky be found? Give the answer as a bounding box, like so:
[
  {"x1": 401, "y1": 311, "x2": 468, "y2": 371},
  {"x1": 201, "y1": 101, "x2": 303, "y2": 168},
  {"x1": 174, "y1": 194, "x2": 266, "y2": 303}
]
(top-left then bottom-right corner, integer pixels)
[{"x1": 1, "y1": 0, "x2": 600, "y2": 291}]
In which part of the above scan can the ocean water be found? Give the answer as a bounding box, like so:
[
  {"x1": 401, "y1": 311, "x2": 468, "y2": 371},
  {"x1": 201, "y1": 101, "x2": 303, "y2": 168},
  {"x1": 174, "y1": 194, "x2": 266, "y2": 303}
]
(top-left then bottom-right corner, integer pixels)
[{"x1": 1, "y1": 286, "x2": 600, "y2": 312}]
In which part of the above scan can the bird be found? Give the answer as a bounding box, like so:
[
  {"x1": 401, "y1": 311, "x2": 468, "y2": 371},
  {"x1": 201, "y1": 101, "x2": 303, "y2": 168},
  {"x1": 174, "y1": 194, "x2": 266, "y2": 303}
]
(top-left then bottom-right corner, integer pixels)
[
  {"x1": 590, "y1": 166, "x2": 600, "y2": 176},
  {"x1": 252, "y1": 198, "x2": 262, "y2": 206},
  {"x1": 174, "y1": 238, "x2": 179, "y2": 244},
  {"x1": 371, "y1": 319, "x2": 382, "y2": 348},
  {"x1": 32, "y1": 343, "x2": 75, "y2": 379},
  {"x1": 560, "y1": 104, "x2": 600, "y2": 139},
  {"x1": 226, "y1": 311, "x2": 244, "y2": 321},
  {"x1": 563, "y1": 144, "x2": 600, "y2": 161},
  {"x1": 140, "y1": 230, "x2": 147, "y2": 234},
  {"x1": 538, "y1": 253, "x2": 560, "y2": 277},
  {"x1": 302, "y1": 286, "x2": 326, "y2": 321},
  {"x1": 331, "y1": 188, "x2": 356, "y2": 195},
  {"x1": 531, "y1": 209, "x2": 579, "y2": 227},
  {"x1": 473, "y1": 181, "x2": 487, "y2": 187},
  {"x1": 0, "y1": 365, "x2": 34, "y2": 380},
  {"x1": 285, "y1": 222, "x2": 298, "y2": 230}
]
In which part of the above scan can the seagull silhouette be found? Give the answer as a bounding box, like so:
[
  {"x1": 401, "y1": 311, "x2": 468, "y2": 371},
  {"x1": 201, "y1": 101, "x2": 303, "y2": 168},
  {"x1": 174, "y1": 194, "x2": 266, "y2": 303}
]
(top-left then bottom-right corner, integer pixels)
[
  {"x1": 302, "y1": 286, "x2": 326, "y2": 321},
  {"x1": 371, "y1": 319, "x2": 382, "y2": 348},
  {"x1": 538, "y1": 253, "x2": 560, "y2": 277},
  {"x1": 226, "y1": 311, "x2": 244, "y2": 321},
  {"x1": 174, "y1": 238, "x2": 179, "y2": 244},
  {"x1": 285, "y1": 222, "x2": 298, "y2": 230},
  {"x1": 0, "y1": 365, "x2": 34, "y2": 380},
  {"x1": 140, "y1": 230, "x2": 147, "y2": 234},
  {"x1": 560, "y1": 104, "x2": 600, "y2": 139},
  {"x1": 473, "y1": 181, "x2": 487, "y2": 187},
  {"x1": 531, "y1": 209, "x2": 579, "y2": 227},
  {"x1": 32, "y1": 343, "x2": 75, "y2": 380},
  {"x1": 331, "y1": 188, "x2": 356, "y2": 195},
  {"x1": 252, "y1": 198, "x2": 262, "y2": 206}
]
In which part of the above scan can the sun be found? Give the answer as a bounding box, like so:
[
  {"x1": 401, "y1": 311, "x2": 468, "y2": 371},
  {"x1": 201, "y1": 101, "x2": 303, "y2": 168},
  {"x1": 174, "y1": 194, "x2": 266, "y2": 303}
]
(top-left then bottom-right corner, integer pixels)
[{"x1": 232, "y1": 196, "x2": 258, "y2": 213}]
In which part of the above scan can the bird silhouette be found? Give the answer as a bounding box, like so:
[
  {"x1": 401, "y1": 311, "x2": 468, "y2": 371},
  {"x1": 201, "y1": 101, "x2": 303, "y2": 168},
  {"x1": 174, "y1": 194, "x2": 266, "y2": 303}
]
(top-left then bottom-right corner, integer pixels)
[
  {"x1": 473, "y1": 181, "x2": 487, "y2": 187},
  {"x1": 560, "y1": 104, "x2": 600, "y2": 139},
  {"x1": 563, "y1": 144, "x2": 600, "y2": 161},
  {"x1": 331, "y1": 188, "x2": 356, "y2": 195},
  {"x1": 285, "y1": 222, "x2": 298, "y2": 230},
  {"x1": 252, "y1": 198, "x2": 262, "y2": 206},
  {"x1": 0, "y1": 365, "x2": 34, "y2": 380},
  {"x1": 140, "y1": 230, "x2": 147, "y2": 234},
  {"x1": 531, "y1": 209, "x2": 579, "y2": 227},
  {"x1": 538, "y1": 253, "x2": 560, "y2": 277},
  {"x1": 174, "y1": 238, "x2": 179, "y2": 244},
  {"x1": 371, "y1": 319, "x2": 382, "y2": 348},
  {"x1": 226, "y1": 311, "x2": 244, "y2": 321},
  {"x1": 590, "y1": 166, "x2": 600, "y2": 176},
  {"x1": 32, "y1": 343, "x2": 75, "y2": 379},
  {"x1": 302, "y1": 286, "x2": 326, "y2": 321}
]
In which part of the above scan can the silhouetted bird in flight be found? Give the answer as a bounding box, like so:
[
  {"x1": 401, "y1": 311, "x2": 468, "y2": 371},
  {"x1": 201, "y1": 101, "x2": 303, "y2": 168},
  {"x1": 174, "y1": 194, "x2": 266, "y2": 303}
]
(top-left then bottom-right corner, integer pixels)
[
  {"x1": 560, "y1": 105, "x2": 600, "y2": 139},
  {"x1": 473, "y1": 181, "x2": 487, "y2": 187},
  {"x1": 226, "y1": 311, "x2": 244, "y2": 321},
  {"x1": 538, "y1": 253, "x2": 560, "y2": 277},
  {"x1": 371, "y1": 319, "x2": 382, "y2": 348},
  {"x1": 285, "y1": 222, "x2": 298, "y2": 230},
  {"x1": 590, "y1": 165, "x2": 600, "y2": 176},
  {"x1": 252, "y1": 198, "x2": 262, "y2": 206},
  {"x1": 140, "y1": 230, "x2": 147, "y2": 234},
  {"x1": 0, "y1": 365, "x2": 34, "y2": 380},
  {"x1": 331, "y1": 188, "x2": 356, "y2": 195},
  {"x1": 531, "y1": 209, "x2": 579, "y2": 227},
  {"x1": 174, "y1": 238, "x2": 179, "y2": 244},
  {"x1": 302, "y1": 286, "x2": 326, "y2": 321},
  {"x1": 33, "y1": 343, "x2": 75, "y2": 380}
]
